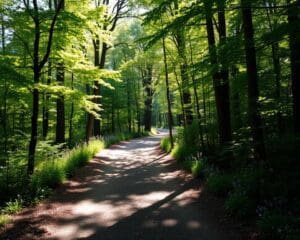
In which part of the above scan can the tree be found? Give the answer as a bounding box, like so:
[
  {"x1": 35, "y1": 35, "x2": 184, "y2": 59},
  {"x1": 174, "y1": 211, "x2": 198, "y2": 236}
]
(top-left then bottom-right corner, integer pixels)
[
  {"x1": 24, "y1": 0, "x2": 64, "y2": 174},
  {"x1": 287, "y1": 0, "x2": 300, "y2": 135},
  {"x1": 241, "y1": 0, "x2": 266, "y2": 161}
]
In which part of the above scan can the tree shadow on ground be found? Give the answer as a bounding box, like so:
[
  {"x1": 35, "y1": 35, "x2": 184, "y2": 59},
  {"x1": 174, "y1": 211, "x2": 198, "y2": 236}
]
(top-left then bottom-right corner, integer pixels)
[{"x1": 0, "y1": 134, "x2": 232, "y2": 240}]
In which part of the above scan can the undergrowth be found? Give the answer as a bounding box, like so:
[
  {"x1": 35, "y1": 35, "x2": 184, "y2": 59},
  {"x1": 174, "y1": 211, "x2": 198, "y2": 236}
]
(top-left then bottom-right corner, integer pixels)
[
  {"x1": 0, "y1": 131, "x2": 148, "y2": 225},
  {"x1": 160, "y1": 125, "x2": 300, "y2": 240}
]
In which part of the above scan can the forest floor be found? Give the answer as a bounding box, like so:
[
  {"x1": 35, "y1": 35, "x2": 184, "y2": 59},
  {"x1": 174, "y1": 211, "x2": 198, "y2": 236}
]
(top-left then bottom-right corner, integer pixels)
[{"x1": 0, "y1": 131, "x2": 256, "y2": 240}]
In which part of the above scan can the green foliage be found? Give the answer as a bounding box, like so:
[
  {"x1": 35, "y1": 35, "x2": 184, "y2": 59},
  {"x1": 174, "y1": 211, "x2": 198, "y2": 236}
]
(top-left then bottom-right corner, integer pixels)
[
  {"x1": 171, "y1": 143, "x2": 197, "y2": 161},
  {"x1": 257, "y1": 212, "x2": 297, "y2": 240},
  {"x1": 160, "y1": 136, "x2": 172, "y2": 152},
  {"x1": 206, "y1": 173, "x2": 233, "y2": 196},
  {"x1": 64, "y1": 147, "x2": 91, "y2": 177},
  {"x1": 225, "y1": 191, "x2": 255, "y2": 218},
  {"x1": 31, "y1": 161, "x2": 66, "y2": 190},
  {"x1": 3, "y1": 197, "x2": 23, "y2": 214},
  {"x1": 0, "y1": 215, "x2": 10, "y2": 227},
  {"x1": 232, "y1": 168, "x2": 263, "y2": 199},
  {"x1": 191, "y1": 160, "x2": 203, "y2": 178}
]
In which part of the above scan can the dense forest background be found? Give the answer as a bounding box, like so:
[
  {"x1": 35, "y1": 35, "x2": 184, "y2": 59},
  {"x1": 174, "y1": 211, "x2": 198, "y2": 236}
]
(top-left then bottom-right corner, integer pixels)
[{"x1": 0, "y1": 0, "x2": 299, "y2": 239}]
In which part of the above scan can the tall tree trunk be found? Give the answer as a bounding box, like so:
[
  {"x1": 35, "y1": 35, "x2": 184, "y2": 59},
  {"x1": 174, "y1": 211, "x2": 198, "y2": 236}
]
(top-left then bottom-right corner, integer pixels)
[
  {"x1": 94, "y1": 42, "x2": 108, "y2": 136},
  {"x1": 134, "y1": 73, "x2": 141, "y2": 134},
  {"x1": 1, "y1": 13, "x2": 8, "y2": 167},
  {"x1": 173, "y1": 1, "x2": 193, "y2": 125},
  {"x1": 55, "y1": 63, "x2": 65, "y2": 143},
  {"x1": 231, "y1": 66, "x2": 242, "y2": 129},
  {"x1": 188, "y1": 36, "x2": 205, "y2": 149},
  {"x1": 173, "y1": 63, "x2": 186, "y2": 126},
  {"x1": 162, "y1": 37, "x2": 174, "y2": 148},
  {"x1": 111, "y1": 97, "x2": 115, "y2": 133},
  {"x1": 42, "y1": 61, "x2": 51, "y2": 139},
  {"x1": 205, "y1": 1, "x2": 232, "y2": 145},
  {"x1": 143, "y1": 66, "x2": 154, "y2": 132},
  {"x1": 241, "y1": 0, "x2": 266, "y2": 161},
  {"x1": 287, "y1": 0, "x2": 300, "y2": 135},
  {"x1": 55, "y1": 1, "x2": 65, "y2": 144},
  {"x1": 126, "y1": 78, "x2": 132, "y2": 132},
  {"x1": 1, "y1": 13, "x2": 5, "y2": 53},
  {"x1": 28, "y1": 8, "x2": 41, "y2": 175},
  {"x1": 86, "y1": 38, "x2": 100, "y2": 142},
  {"x1": 68, "y1": 73, "x2": 74, "y2": 147},
  {"x1": 265, "y1": 0, "x2": 283, "y2": 136},
  {"x1": 27, "y1": 0, "x2": 63, "y2": 174},
  {"x1": 217, "y1": 3, "x2": 232, "y2": 144}
]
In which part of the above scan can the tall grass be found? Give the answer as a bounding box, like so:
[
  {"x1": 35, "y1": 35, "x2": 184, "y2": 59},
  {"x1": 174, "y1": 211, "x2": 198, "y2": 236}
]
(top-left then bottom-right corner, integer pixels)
[
  {"x1": 31, "y1": 140, "x2": 105, "y2": 192},
  {"x1": 0, "y1": 132, "x2": 149, "y2": 226}
]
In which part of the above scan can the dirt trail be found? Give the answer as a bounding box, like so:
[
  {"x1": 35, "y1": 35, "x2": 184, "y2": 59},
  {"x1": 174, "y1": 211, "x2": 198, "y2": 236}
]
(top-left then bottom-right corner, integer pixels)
[{"x1": 1, "y1": 131, "x2": 238, "y2": 240}]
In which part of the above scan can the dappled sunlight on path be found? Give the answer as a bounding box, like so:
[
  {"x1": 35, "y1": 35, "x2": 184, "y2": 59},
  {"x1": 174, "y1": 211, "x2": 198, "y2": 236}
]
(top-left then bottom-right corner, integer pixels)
[{"x1": 1, "y1": 131, "x2": 229, "y2": 240}]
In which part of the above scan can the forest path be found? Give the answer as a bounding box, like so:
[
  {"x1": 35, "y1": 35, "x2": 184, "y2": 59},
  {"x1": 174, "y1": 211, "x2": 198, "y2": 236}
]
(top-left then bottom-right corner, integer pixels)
[{"x1": 2, "y1": 131, "x2": 234, "y2": 240}]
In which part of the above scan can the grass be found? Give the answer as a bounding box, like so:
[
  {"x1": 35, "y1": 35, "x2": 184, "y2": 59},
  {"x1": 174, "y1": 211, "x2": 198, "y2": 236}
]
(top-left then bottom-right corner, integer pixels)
[
  {"x1": 160, "y1": 137, "x2": 172, "y2": 153},
  {"x1": 206, "y1": 173, "x2": 234, "y2": 196},
  {"x1": 0, "y1": 132, "x2": 149, "y2": 228},
  {"x1": 3, "y1": 198, "x2": 23, "y2": 214},
  {"x1": 160, "y1": 136, "x2": 204, "y2": 178},
  {"x1": 0, "y1": 214, "x2": 10, "y2": 227}
]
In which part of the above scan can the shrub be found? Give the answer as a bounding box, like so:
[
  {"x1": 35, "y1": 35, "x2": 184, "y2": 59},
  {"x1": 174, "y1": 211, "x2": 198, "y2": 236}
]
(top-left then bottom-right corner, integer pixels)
[
  {"x1": 257, "y1": 212, "x2": 296, "y2": 240},
  {"x1": 206, "y1": 173, "x2": 233, "y2": 196},
  {"x1": 225, "y1": 191, "x2": 255, "y2": 218},
  {"x1": 171, "y1": 143, "x2": 197, "y2": 161},
  {"x1": 87, "y1": 140, "x2": 105, "y2": 156},
  {"x1": 3, "y1": 197, "x2": 23, "y2": 214},
  {"x1": 31, "y1": 161, "x2": 65, "y2": 190},
  {"x1": 0, "y1": 214, "x2": 10, "y2": 227},
  {"x1": 161, "y1": 137, "x2": 172, "y2": 153},
  {"x1": 232, "y1": 168, "x2": 263, "y2": 199},
  {"x1": 64, "y1": 148, "x2": 90, "y2": 177},
  {"x1": 191, "y1": 160, "x2": 203, "y2": 178}
]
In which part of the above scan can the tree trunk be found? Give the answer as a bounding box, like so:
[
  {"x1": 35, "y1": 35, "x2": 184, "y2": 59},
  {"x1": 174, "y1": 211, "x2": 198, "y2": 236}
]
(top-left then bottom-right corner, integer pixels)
[
  {"x1": 205, "y1": 2, "x2": 232, "y2": 145},
  {"x1": 265, "y1": 0, "x2": 283, "y2": 136},
  {"x1": 143, "y1": 66, "x2": 154, "y2": 132},
  {"x1": 173, "y1": 64, "x2": 186, "y2": 126},
  {"x1": 217, "y1": 4, "x2": 232, "y2": 144},
  {"x1": 241, "y1": 0, "x2": 266, "y2": 161},
  {"x1": 188, "y1": 36, "x2": 205, "y2": 150},
  {"x1": 287, "y1": 0, "x2": 300, "y2": 135},
  {"x1": 162, "y1": 37, "x2": 174, "y2": 148},
  {"x1": 55, "y1": 63, "x2": 65, "y2": 143},
  {"x1": 28, "y1": 73, "x2": 39, "y2": 175},
  {"x1": 42, "y1": 61, "x2": 51, "y2": 139},
  {"x1": 231, "y1": 66, "x2": 242, "y2": 130},
  {"x1": 94, "y1": 42, "x2": 108, "y2": 136},
  {"x1": 68, "y1": 73, "x2": 74, "y2": 147},
  {"x1": 27, "y1": 0, "x2": 63, "y2": 174}
]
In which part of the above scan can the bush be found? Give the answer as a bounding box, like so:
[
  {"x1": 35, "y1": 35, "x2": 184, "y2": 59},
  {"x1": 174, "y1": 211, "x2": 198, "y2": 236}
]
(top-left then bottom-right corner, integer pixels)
[
  {"x1": 3, "y1": 197, "x2": 23, "y2": 214},
  {"x1": 232, "y1": 168, "x2": 263, "y2": 200},
  {"x1": 191, "y1": 160, "x2": 203, "y2": 178},
  {"x1": 206, "y1": 173, "x2": 233, "y2": 196},
  {"x1": 64, "y1": 147, "x2": 92, "y2": 177},
  {"x1": 257, "y1": 212, "x2": 296, "y2": 240},
  {"x1": 31, "y1": 161, "x2": 65, "y2": 190},
  {"x1": 225, "y1": 191, "x2": 255, "y2": 218},
  {"x1": 0, "y1": 214, "x2": 10, "y2": 227},
  {"x1": 171, "y1": 143, "x2": 197, "y2": 161},
  {"x1": 161, "y1": 137, "x2": 172, "y2": 153},
  {"x1": 31, "y1": 140, "x2": 104, "y2": 192}
]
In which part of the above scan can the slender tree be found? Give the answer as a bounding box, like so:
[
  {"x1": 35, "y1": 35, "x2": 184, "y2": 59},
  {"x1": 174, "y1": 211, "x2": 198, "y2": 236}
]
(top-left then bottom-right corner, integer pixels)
[
  {"x1": 162, "y1": 37, "x2": 174, "y2": 147},
  {"x1": 241, "y1": 0, "x2": 266, "y2": 161},
  {"x1": 25, "y1": 0, "x2": 64, "y2": 174},
  {"x1": 287, "y1": 0, "x2": 300, "y2": 135}
]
